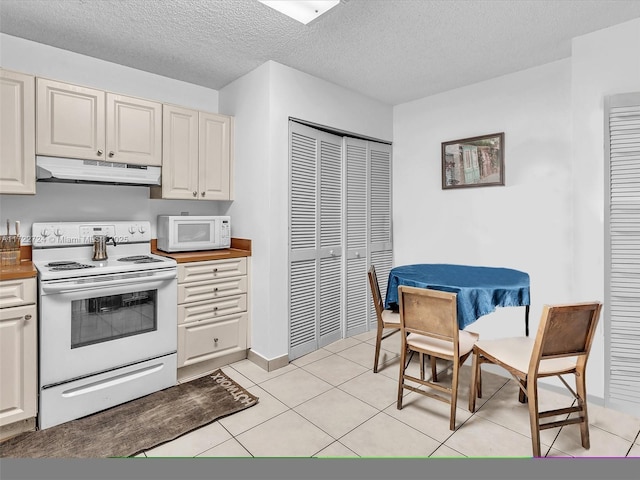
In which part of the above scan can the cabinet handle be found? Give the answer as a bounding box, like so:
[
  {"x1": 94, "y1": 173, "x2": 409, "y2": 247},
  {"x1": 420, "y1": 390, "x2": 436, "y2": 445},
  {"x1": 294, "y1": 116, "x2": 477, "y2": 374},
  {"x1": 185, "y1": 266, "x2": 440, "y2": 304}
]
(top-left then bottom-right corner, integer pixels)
[
  {"x1": 214, "y1": 287, "x2": 219, "y2": 292},
  {"x1": 24, "y1": 314, "x2": 32, "y2": 321},
  {"x1": 214, "y1": 306, "x2": 218, "y2": 311},
  {"x1": 192, "y1": 191, "x2": 197, "y2": 197},
  {"x1": 214, "y1": 338, "x2": 219, "y2": 343},
  {"x1": 201, "y1": 192, "x2": 206, "y2": 197},
  {"x1": 97, "y1": 149, "x2": 104, "y2": 156},
  {"x1": 108, "y1": 151, "x2": 115, "y2": 158}
]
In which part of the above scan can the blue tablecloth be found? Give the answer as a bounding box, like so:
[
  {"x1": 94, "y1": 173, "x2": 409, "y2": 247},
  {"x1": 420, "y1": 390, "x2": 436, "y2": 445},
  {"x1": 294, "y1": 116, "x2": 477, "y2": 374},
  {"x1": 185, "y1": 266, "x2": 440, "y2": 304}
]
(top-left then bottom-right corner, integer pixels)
[{"x1": 385, "y1": 264, "x2": 530, "y2": 330}]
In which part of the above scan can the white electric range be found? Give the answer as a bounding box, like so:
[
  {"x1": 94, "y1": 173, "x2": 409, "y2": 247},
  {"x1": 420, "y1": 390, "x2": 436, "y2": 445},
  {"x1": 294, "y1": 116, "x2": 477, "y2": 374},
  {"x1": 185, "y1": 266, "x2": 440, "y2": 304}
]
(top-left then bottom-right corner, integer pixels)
[{"x1": 31, "y1": 221, "x2": 178, "y2": 429}]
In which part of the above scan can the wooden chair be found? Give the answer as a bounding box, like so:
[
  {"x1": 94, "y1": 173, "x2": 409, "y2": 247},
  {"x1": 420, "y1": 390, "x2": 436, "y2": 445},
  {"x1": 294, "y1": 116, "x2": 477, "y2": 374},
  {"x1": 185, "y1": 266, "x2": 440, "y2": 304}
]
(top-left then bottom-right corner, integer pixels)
[
  {"x1": 368, "y1": 265, "x2": 401, "y2": 373},
  {"x1": 469, "y1": 302, "x2": 602, "y2": 457},
  {"x1": 397, "y1": 286, "x2": 479, "y2": 431}
]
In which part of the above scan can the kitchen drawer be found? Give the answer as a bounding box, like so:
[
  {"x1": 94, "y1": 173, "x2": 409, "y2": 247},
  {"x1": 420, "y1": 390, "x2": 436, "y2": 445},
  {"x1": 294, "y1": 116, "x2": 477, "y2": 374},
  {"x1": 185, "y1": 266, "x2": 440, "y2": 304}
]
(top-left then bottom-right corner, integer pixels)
[
  {"x1": 178, "y1": 257, "x2": 246, "y2": 283},
  {"x1": 0, "y1": 278, "x2": 36, "y2": 309},
  {"x1": 178, "y1": 276, "x2": 247, "y2": 304},
  {"x1": 178, "y1": 294, "x2": 247, "y2": 325},
  {"x1": 177, "y1": 312, "x2": 248, "y2": 367}
]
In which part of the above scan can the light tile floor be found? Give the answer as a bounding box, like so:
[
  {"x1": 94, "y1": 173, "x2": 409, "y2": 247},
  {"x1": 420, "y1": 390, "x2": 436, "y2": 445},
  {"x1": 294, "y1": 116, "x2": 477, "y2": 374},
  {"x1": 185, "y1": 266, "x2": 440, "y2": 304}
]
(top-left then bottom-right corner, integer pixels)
[{"x1": 141, "y1": 330, "x2": 640, "y2": 458}]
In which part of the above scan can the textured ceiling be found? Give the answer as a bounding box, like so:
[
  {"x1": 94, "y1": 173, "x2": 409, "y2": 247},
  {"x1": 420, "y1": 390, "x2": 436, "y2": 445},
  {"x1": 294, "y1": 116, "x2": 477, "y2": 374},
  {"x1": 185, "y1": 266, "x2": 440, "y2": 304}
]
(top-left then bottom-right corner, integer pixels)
[{"x1": 1, "y1": 0, "x2": 640, "y2": 105}]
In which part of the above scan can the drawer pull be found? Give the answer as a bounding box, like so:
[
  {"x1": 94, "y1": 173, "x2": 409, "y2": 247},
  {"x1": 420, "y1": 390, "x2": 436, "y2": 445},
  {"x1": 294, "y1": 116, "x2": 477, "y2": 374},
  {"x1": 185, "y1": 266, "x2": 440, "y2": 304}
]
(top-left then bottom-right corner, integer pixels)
[
  {"x1": 214, "y1": 287, "x2": 219, "y2": 292},
  {"x1": 214, "y1": 338, "x2": 219, "y2": 343},
  {"x1": 24, "y1": 314, "x2": 32, "y2": 321}
]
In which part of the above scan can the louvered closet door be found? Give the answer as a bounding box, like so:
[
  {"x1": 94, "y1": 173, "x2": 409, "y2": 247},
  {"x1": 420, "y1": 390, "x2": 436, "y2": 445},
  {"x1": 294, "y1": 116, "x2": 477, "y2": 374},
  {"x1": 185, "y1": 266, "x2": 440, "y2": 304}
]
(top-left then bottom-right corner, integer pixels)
[
  {"x1": 345, "y1": 138, "x2": 369, "y2": 336},
  {"x1": 606, "y1": 93, "x2": 640, "y2": 414},
  {"x1": 289, "y1": 123, "x2": 342, "y2": 360},
  {"x1": 368, "y1": 142, "x2": 394, "y2": 323}
]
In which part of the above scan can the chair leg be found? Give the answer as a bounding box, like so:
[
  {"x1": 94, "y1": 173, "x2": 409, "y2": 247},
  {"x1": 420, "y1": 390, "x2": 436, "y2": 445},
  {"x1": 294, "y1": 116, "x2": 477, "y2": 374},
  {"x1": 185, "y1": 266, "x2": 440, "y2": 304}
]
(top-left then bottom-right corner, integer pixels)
[
  {"x1": 469, "y1": 349, "x2": 479, "y2": 413},
  {"x1": 397, "y1": 344, "x2": 408, "y2": 409},
  {"x1": 527, "y1": 378, "x2": 542, "y2": 457},
  {"x1": 373, "y1": 326, "x2": 384, "y2": 373},
  {"x1": 519, "y1": 379, "x2": 528, "y2": 403},
  {"x1": 576, "y1": 370, "x2": 591, "y2": 450},
  {"x1": 477, "y1": 361, "x2": 482, "y2": 399},
  {"x1": 450, "y1": 361, "x2": 459, "y2": 431},
  {"x1": 431, "y1": 355, "x2": 438, "y2": 382},
  {"x1": 419, "y1": 353, "x2": 425, "y2": 380}
]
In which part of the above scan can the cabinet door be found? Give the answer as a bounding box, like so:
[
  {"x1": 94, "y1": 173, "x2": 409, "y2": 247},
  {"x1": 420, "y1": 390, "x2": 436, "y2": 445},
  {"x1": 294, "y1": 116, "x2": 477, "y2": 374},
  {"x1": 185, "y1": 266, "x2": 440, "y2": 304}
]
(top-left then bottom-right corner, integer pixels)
[
  {"x1": 199, "y1": 112, "x2": 232, "y2": 200},
  {"x1": 161, "y1": 104, "x2": 199, "y2": 199},
  {"x1": 0, "y1": 69, "x2": 35, "y2": 194},
  {"x1": 0, "y1": 304, "x2": 37, "y2": 426},
  {"x1": 36, "y1": 78, "x2": 105, "y2": 160},
  {"x1": 106, "y1": 93, "x2": 162, "y2": 166},
  {"x1": 177, "y1": 312, "x2": 248, "y2": 367}
]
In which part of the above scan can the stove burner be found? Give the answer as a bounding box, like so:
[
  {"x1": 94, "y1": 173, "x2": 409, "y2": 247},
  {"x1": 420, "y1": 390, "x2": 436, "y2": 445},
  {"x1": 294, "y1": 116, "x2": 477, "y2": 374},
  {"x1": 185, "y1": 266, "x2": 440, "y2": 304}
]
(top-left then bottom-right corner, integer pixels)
[
  {"x1": 45, "y1": 261, "x2": 77, "y2": 267},
  {"x1": 117, "y1": 255, "x2": 164, "y2": 264},
  {"x1": 46, "y1": 262, "x2": 96, "y2": 271}
]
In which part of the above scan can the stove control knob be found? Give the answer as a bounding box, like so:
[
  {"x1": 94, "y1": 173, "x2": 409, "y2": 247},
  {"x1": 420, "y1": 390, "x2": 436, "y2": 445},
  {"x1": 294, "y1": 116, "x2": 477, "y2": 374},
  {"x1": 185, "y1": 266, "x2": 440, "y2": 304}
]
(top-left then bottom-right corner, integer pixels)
[
  {"x1": 128, "y1": 226, "x2": 136, "y2": 234},
  {"x1": 40, "y1": 228, "x2": 50, "y2": 237},
  {"x1": 54, "y1": 229, "x2": 63, "y2": 237},
  {"x1": 138, "y1": 225, "x2": 146, "y2": 234}
]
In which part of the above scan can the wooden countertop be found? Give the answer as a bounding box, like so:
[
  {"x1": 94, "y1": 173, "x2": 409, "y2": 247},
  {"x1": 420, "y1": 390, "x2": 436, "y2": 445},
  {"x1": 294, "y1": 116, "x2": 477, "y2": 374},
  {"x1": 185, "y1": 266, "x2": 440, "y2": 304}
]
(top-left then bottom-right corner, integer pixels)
[
  {"x1": 0, "y1": 239, "x2": 252, "y2": 278},
  {"x1": 0, "y1": 245, "x2": 37, "y2": 280},
  {"x1": 0, "y1": 261, "x2": 37, "y2": 280},
  {"x1": 151, "y1": 238, "x2": 252, "y2": 263}
]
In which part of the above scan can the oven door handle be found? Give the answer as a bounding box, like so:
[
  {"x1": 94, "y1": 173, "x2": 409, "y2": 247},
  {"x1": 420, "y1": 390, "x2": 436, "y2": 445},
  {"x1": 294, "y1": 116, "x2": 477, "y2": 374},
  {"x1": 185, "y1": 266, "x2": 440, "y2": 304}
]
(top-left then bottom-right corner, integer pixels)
[{"x1": 40, "y1": 271, "x2": 177, "y2": 293}]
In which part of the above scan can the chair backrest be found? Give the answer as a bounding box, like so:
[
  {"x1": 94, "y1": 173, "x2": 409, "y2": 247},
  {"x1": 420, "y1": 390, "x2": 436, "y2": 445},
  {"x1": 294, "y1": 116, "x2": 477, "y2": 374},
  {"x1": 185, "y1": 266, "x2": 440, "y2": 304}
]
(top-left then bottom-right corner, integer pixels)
[
  {"x1": 398, "y1": 285, "x2": 459, "y2": 346},
  {"x1": 368, "y1": 265, "x2": 385, "y2": 321},
  {"x1": 530, "y1": 302, "x2": 602, "y2": 372}
]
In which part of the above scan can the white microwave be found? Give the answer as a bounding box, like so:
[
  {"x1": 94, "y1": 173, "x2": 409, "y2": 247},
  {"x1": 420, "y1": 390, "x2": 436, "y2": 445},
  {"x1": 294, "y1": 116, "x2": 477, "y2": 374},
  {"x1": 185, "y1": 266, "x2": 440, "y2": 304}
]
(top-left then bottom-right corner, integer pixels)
[{"x1": 157, "y1": 215, "x2": 231, "y2": 252}]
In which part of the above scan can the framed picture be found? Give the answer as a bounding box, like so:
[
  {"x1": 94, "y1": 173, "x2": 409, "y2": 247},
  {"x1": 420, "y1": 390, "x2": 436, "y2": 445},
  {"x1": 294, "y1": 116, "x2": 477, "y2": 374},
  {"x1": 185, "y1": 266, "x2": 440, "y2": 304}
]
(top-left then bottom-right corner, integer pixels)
[{"x1": 441, "y1": 132, "x2": 505, "y2": 189}]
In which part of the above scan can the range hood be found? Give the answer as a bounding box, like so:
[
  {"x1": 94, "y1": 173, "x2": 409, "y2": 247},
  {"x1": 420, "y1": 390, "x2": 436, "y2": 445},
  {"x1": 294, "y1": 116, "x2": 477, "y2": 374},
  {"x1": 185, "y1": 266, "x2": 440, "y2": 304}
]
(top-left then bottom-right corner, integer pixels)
[{"x1": 36, "y1": 156, "x2": 161, "y2": 186}]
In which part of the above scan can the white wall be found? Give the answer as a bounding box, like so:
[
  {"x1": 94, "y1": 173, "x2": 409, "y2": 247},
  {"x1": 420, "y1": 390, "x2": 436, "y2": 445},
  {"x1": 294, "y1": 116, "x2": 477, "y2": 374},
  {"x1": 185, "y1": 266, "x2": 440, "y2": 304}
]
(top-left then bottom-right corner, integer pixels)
[
  {"x1": 393, "y1": 59, "x2": 574, "y2": 341},
  {"x1": 392, "y1": 18, "x2": 640, "y2": 402},
  {"x1": 220, "y1": 61, "x2": 393, "y2": 361},
  {"x1": 571, "y1": 18, "x2": 640, "y2": 402},
  {"x1": 0, "y1": 34, "x2": 224, "y2": 239},
  {"x1": 218, "y1": 63, "x2": 272, "y2": 355}
]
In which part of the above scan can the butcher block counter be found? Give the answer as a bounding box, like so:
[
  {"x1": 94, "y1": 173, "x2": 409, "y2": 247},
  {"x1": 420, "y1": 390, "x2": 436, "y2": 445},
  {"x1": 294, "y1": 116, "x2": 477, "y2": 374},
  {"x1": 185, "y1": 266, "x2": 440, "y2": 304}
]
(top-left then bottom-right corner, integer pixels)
[
  {"x1": 0, "y1": 246, "x2": 36, "y2": 280},
  {"x1": 150, "y1": 238, "x2": 251, "y2": 263}
]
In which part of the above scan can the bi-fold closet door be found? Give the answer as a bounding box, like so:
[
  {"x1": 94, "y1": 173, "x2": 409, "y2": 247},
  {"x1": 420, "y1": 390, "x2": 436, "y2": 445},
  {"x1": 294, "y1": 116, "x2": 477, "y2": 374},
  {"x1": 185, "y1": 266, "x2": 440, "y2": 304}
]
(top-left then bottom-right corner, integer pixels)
[
  {"x1": 288, "y1": 122, "x2": 392, "y2": 360},
  {"x1": 605, "y1": 92, "x2": 640, "y2": 415}
]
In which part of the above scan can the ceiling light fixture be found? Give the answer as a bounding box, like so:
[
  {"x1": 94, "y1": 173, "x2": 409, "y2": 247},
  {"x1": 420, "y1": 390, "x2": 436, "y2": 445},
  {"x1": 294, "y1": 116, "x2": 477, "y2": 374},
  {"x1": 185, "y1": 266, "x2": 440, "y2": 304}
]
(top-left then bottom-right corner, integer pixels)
[{"x1": 258, "y1": 1, "x2": 340, "y2": 25}]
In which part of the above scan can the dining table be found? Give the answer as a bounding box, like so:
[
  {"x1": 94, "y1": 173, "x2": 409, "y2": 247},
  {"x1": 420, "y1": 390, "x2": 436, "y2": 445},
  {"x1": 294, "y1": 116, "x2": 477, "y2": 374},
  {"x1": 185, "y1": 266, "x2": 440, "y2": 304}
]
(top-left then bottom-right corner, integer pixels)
[{"x1": 385, "y1": 263, "x2": 531, "y2": 334}]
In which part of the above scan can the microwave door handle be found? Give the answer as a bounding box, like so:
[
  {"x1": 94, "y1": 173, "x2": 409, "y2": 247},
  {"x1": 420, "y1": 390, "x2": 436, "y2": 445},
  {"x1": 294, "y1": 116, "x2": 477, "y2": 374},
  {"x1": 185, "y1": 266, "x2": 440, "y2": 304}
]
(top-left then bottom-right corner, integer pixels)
[{"x1": 41, "y1": 271, "x2": 177, "y2": 294}]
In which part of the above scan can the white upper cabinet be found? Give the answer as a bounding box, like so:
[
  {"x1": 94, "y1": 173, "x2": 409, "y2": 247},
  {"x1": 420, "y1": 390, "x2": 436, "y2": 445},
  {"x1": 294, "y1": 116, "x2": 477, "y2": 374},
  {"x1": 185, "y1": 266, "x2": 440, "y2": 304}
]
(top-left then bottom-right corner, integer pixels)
[
  {"x1": 36, "y1": 78, "x2": 161, "y2": 166},
  {"x1": 0, "y1": 69, "x2": 36, "y2": 195},
  {"x1": 106, "y1": 93, "x2": 162, "y2": 166},
  {"x1": 159, "y1": 104, "x2": 199, "y2": 199},
  {"x1": 155, "y1": 104, "x2": 233, "y2": 200},
  {"x1": 200, "y1": 111, "x2": 232, "y2": 201}
]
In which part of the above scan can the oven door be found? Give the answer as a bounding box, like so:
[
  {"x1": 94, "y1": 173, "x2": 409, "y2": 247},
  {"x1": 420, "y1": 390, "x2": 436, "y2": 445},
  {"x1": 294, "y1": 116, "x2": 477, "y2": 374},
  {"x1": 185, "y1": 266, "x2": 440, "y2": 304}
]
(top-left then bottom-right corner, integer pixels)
[{"x1": 39, "y1": 268, "x2": 177, "y2": 387}]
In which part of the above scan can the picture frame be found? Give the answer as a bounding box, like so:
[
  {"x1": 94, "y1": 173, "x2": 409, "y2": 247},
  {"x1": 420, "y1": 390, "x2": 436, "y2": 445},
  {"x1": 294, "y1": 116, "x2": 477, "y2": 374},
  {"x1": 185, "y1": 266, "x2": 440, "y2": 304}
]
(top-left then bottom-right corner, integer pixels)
[{"x1": 441, "y1": 132, "x2": 505, "y2": 189}]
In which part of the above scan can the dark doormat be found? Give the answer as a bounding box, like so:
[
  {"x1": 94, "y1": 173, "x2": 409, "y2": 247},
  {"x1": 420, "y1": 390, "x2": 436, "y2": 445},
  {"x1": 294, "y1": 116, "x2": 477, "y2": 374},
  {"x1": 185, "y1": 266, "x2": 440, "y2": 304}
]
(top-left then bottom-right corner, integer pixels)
[{"x1": 0, "y1": 369, "x2": 258, "y2": 458}]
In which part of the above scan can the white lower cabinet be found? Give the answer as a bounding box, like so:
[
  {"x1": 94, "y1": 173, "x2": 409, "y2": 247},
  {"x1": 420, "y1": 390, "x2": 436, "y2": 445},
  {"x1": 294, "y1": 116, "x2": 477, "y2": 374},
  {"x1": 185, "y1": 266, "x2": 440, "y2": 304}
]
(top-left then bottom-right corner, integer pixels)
[
  {"x1": 0, "y1": 277, "x2": 37, "y2": 439},
  {"x1": 176, "y1": 258, "x2": 249, "y2": 380}
]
